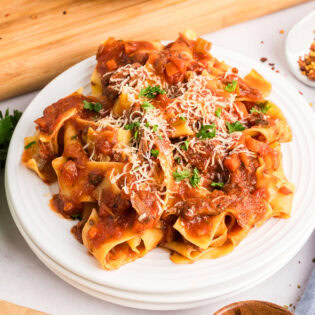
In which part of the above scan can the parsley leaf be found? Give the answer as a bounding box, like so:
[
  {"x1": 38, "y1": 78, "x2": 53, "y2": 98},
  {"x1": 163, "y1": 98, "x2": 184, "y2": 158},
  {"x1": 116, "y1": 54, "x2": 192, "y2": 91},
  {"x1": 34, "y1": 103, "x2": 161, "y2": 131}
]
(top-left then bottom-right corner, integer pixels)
[
  {"x1": 250, "y1": 102, "x2": 271, "y2": 114},
  {"x1": 139, "y1": 85, "x2": 166, "y2": 98},
  {"x1": 157, "y1": 135, "x2": 163, "y2": 140},
  {"x1": 226, "y1": 121, "x2": 245, "y2": 133},
  {"x1": 224, "y1": 80, "x2": 238, "y2": 92},
  {"x1": 181, "y1": 140, "x2": 189, "y2": 151},
  {"x1": 197, "y1": 124, "x2": 216, "y2": 139},
  {"x1": 83, "y1": 100, "x2": 102, "y2": 112},
  {"x1": 70, "y1": 214, "x2": 82, "y2": 220},
  {"x1": 152, "y1": 124, "x2": 158, "y2": 132},
  {"x1": 0, "y1": 109, "x2": 22, "y2": 168},
  {"x1": 190, "y1": 168, "x2": 201, "y2": 187},
  {"x1": 151, "y1": 149, "x2": 159, "y2": 157},
  {"x1": 215, "y1": 108, "x2": 222, "y2": 118},
  {"x1": 173, "y1": 170, "x2": 190, "y2": 181},
  {"x1": 141, "y1": 101, "x2": 155, "y2": 111},
  {"x1": 24, "y1": 141, "x2": 36, "y2": 149},
  {"x1": 71, "y1": 135, "x2": 78, "y2": 140},
  {"x1": 124, "y1": 122, "x2": 140, "y2": 130},
  {"x1": 174, "y1": 156, "x2": 181, "y2": 163},
  {"x1": 211, "y1": 182, "x2": 224, "y2": 188},
  {"x1": 179, "y1": 116, "x2": 186, "y2": 121}
]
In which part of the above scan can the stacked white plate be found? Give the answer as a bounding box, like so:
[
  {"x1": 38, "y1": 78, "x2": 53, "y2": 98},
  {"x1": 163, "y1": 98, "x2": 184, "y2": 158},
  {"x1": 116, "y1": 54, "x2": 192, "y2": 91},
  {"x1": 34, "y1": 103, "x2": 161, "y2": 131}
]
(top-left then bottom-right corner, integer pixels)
[{"x1": 5, "y1": 40, "x2": 315, "y2": 310}]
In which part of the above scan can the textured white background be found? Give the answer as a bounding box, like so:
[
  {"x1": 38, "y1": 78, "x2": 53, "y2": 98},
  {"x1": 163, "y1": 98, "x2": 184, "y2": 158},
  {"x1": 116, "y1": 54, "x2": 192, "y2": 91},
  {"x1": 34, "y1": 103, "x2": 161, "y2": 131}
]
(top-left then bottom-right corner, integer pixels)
[{"x1": 0, "y1": 2, "x2": 314, "y2": 314}]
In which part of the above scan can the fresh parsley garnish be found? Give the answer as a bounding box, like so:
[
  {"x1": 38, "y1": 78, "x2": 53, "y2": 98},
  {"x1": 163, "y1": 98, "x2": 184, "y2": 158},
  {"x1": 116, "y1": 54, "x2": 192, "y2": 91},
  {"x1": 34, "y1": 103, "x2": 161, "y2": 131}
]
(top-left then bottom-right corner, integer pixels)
[
  {"x1": 141, "y1": 101, "x2": 155, "y2": 111},
  {"x1": 70, "y1": 214, "x2": 82, "y2": 220},
  {"x1": 211, "y1": 182, "x2": 225, "y2": 188},
  {"x1": 181, "y1": 140, "x2": 189, "y2": 151},
  {"x1": 250, "y1": 102, "x2": 271, "y2": 114},
  {"x1": 152, "y1": 124, "x2": 158, "y2": 132},
  {"x1": 215, "y1": 108, "x2": 222, "y2": 118},
  {"x1": 173, "y1": 170, "x2": 190, "y2": 181},
  {"x1": 0, "y1": 109, "x2": 22, "y2": 167},
  {"x1": 197, "y1": 124, "x2": 216, "y2": 139},
  {"x1": 124, "y1": 122, "x2": 140, "y2": 130},
  {"x1": 190, "y1": 168, "x2": 201, "y2": 187},
  {"x1": 174, "y1": 156, "x2": 181, "y2": 163},
  {"x1": 179, "y1": 116, "x2": 187, "y2": 121},
  {"x1": 226, "y1": 121, "x2": 245, "y2": 133},
  {"x1": 83, "y1": 100, "x2": 102, "y2": 113},
  {"x1": 157, "y1": 135, "x2": 163, "y2": 140},
  {"x1": 224, "y1": 80, "x2": 238, "y2": 92},
  {"x1": 24, "y1": 141, "x2": 36, "y2": 149},
  {"x1": 151, "y1": 149, "x2": 159, "y2": 157},
  {"x1": 139, "y1": 85, "x2": 166, "y2": 98},
  {"x1": 71, "y1": 135, "x2": 78, "y2": 140},
  {"x1": 134, "y1": 130, "x2": 139, "y2": 139}
]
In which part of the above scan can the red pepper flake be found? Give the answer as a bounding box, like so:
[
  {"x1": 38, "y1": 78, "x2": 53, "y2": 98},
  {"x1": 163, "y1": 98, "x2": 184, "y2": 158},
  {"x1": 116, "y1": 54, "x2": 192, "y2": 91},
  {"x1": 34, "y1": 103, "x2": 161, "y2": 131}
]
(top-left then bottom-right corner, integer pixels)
[
  {"x1": 271, "y1": 67, "x2": 275, "y2": 70},
  {"x1": 280, "y1": 29, "x2": 285, "y2": 34},
  {"x1": 298, "y1": 91, "x2": 303, "y2": 95},
  {"x1": 269, "y1": 63, "x2": 275, "y2": 66},
  {"x1": 232, "y1": 67, "x2": 238, "y2": 74},
  {"x1": 4, "y1": 13, "x2": 10, "y2": 17},
  {"x1": 275, "y1": 70, "x2": 280, "y2": 73},
  {"x1": 260, "y1": 41, "x2": 264, "y2": 44},
  {"x1": 260, "y1": 57, "x2": 267, "y2": 62}
]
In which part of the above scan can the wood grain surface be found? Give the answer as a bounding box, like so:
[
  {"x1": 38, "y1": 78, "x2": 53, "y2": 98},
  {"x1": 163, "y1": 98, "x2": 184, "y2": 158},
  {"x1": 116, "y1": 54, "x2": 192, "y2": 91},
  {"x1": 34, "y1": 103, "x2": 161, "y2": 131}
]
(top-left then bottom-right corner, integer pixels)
[{"x1": 0, "y1": 0, "x2": 308, "y2": 101}]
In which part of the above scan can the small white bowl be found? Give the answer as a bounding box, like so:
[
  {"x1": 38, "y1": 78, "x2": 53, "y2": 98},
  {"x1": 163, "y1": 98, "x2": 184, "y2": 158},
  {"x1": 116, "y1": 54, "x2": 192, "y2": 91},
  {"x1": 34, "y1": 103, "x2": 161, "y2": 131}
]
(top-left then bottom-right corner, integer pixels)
[{"x1": 285, "y1": 10, "x2": 315, "y2": 88}]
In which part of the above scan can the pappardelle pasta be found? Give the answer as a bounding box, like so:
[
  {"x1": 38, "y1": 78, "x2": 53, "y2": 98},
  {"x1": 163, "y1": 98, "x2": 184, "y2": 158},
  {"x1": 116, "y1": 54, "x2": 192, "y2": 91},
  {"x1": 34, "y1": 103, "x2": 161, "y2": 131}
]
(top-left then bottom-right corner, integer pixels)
[{"x1": 22, "y1": 30, "x2": 294, "y2": 269}]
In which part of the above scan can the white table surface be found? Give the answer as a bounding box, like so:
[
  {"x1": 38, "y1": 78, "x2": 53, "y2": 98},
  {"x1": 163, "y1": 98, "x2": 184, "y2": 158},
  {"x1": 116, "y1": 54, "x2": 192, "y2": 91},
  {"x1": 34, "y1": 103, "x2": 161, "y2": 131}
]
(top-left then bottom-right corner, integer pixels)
[{"x1": 0, "y1": 2, "x2": 314, "y2": 314}]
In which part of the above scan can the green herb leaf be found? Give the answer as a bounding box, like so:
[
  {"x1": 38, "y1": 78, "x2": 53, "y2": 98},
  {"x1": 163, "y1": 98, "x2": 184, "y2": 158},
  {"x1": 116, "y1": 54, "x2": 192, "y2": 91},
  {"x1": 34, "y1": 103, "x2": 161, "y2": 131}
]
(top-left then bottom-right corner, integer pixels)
[
  {"x1": 181, "y1": 140, "x2": 189, "y2": 151},
  {"x1": 250, "y1": 102, "x2": 271, "y2": 114},
  {"x1": 24, "y1": 141, "x2": 36, "y2": 149},
  {"x1": 173, "y1": 170, "x2": 190, "y2": 181},
  {"x1": 226, "y1": 121, "x2": 245, "y2": 133},
  {"x1": 0, "y1": 109, "x2": 22, "y2": 167},
  {"x1": 215, "y1": 108, "x2": 222, "y2": 118},
  {"x1": 124, "y1": 122, "x2": 140, "y2": 130},
  {"x1": 157, "y1": 135, "x2": 163, "y2": 140},
  {"x1": 174, "y1": 156, "x2": 181, "y2": 163},
  {"x1": 190, "y1": 167, "x2": 201, "y2": 187},
  {"x1": 70, "y1": 214, "x2": 82, "y2": 220},
  {"x1": 139, "y1": 85, "x2": 166, "y2": 98},
  {"x1": 83, "y1": 100, "x2": 102, "y2": 113},
  {"x1": 141, "y1": 101, "x2": 155, "y2": 111},
  {"x1": 151, "y1": 149, "x2": 159, "y2": 157},
  {"x1": 152, "y1": 124, "x2": 158, "y2": 132},
  {"x1": 224, "y1": 80, "x2": 238, "y2": 92},
  {"x1": 71, "y1": 135, "x2": 78, "y2": 140},
  {"x1": 134, "y1": 130, "x2": 139, "y2": 139},
  {"x1": 145, "y1": 122, "x2": 150, "y2": 128},
  {"x1": 197, "y1": 124, "x2": 216, "y2": 139},
  {"x1": 211, "y1": 182, "x2": 225, "y2": 188},
  {"x1": 179, "y1": 116, "x2": 186, "y2": 121}
]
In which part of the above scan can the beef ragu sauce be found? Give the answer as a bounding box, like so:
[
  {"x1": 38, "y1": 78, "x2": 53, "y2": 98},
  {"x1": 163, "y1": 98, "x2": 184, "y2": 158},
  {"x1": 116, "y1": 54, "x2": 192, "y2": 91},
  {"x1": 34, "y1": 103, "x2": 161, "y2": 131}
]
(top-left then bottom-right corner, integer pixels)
[{"x1": 22, "y1": 31, "x2": 294, "y2": 268}]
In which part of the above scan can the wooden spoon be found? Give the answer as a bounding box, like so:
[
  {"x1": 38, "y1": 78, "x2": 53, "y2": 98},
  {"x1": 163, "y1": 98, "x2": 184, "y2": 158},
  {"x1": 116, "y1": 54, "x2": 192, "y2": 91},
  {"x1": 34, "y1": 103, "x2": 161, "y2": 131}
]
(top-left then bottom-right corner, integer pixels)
[{"x1": 214, "y1": 300, "x2": 294, "y2": 315}]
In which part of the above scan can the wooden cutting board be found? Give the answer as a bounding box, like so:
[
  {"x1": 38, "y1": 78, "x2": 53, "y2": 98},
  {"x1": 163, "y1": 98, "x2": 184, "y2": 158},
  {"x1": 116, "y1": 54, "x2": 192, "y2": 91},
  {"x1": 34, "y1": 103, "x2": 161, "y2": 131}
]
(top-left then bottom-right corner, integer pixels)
[{"x1": 0, "y1": 0, "x2": 308, "y2": 101}]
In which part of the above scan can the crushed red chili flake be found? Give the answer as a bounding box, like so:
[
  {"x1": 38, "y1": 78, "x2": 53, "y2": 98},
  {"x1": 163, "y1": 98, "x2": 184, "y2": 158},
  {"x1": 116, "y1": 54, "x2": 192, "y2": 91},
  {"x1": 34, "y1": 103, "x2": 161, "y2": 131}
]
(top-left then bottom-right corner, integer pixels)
[
  {"x1": 4, "y1": 13, "x2": 10, "y2": 17},
  {"x1": 280, "y1": 29, "x2": 285, "y2": 34},
  {"x1": 269, "y1": 63, "x2": 275, "y2": 66},
  {"x1": 271, "y1": 67, "x2": 275, "y2": 70},
  {"x1": 260, "y1": 41, "x2": 264, "y2": 44},
  {"x1": 298, "y1": 42, "x2": 315, "y2": 81},
  {"x1": 298, "y1": 91, "x2": 303, "y2": 95},
  {"x1": 260, "y1": 57, "x2": 267, "y2": 62},
  {"x1": 275, "y1": 70, "x2": 280, "y2": 73}
]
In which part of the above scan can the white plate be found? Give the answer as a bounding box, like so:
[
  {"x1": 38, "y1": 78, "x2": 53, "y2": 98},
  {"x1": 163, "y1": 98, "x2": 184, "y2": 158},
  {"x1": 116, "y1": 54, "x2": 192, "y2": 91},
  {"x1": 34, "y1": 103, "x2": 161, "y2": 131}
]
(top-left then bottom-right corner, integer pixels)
[
  {"x1": 5, "y1": 38, "x2": 315, "y2": 302},
  {"x1": 285, "y1": 10, "x2": 315, "y2": 88}
]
